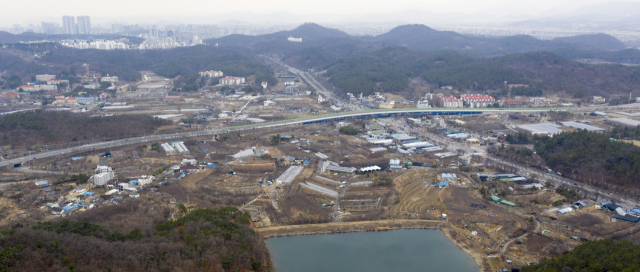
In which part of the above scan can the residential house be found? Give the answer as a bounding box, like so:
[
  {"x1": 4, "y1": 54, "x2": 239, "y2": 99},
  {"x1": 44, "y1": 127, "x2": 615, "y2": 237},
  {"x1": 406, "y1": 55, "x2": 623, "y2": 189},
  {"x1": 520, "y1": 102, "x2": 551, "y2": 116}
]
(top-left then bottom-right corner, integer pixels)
[
  {"x1": 138, "y1": 175, "x2": 154, "y2": 185},
  {"x1": 51, "y1": 208, "x2": 64, "y2": 216},
  {"x1": 592, "y1": 96, "x2": 606, "y2": 104},
  {"x1": 180, "y1": 166, "x2": 199, "y2": 172},
  {"x1": 73, "y1": 185, "x2": 86, "y2": 193},
  {"x1": 336, "y1": 121, "x2": 351, "y2": 129},
  {"x1": 101, "y1": 76, "x2": 119, "y2": 83}
]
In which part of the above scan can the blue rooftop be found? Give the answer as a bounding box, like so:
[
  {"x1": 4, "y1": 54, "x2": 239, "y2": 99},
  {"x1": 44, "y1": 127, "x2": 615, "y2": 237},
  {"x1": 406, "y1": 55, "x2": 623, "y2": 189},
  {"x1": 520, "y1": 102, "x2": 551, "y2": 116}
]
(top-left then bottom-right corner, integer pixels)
[{"x1": 79, "y1": 191, "x2": 95, "y2": 196}]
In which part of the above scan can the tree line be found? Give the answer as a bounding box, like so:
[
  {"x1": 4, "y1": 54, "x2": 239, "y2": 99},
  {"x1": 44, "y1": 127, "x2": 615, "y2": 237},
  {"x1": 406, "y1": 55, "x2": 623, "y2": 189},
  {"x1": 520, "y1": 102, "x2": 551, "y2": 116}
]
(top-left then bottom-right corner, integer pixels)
[{"x1": 0, "y1": 110, "x2": 168, "y2": 148}]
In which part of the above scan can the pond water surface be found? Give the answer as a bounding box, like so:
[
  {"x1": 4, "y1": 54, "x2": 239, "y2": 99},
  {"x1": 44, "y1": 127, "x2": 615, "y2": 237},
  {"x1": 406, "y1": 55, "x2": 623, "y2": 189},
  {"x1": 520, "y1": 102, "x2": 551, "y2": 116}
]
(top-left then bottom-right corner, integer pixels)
[{"x1": 266, "y1": 229, "x2": 479, "y2": 272}]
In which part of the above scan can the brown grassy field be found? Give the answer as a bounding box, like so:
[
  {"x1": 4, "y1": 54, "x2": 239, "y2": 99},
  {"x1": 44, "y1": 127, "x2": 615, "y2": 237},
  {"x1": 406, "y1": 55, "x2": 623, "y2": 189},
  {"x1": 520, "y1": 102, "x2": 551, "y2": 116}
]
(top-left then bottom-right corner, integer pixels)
[{"x1": 233, "y1": 163, "x2": 276, "y2": 173}]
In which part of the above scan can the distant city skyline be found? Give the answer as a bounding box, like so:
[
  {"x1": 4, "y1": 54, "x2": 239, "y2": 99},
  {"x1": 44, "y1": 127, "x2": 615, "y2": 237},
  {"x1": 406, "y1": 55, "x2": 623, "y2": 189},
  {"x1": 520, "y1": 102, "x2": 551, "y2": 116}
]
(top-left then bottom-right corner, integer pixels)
[{"x1": 2, "y1": 0, "x2": 640, "y2": 28}]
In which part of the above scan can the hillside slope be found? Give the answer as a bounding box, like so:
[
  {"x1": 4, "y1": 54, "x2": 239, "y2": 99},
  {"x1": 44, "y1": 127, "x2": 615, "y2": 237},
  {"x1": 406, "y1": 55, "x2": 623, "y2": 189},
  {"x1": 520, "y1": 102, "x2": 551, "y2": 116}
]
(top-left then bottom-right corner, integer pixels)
[
  {"x1": 0, "y1": 44, "x2": 277, "y2": 85},
  {"x1": 323, "y1": 47, "x2": 640, "y2": 98}
]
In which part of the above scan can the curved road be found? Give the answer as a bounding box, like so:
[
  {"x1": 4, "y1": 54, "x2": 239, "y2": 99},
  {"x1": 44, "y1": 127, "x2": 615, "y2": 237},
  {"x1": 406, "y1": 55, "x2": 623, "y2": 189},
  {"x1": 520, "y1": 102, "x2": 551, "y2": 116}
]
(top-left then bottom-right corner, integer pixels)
[{"x1": 0, "y1": 108, "x2": 561, "y2": 168}]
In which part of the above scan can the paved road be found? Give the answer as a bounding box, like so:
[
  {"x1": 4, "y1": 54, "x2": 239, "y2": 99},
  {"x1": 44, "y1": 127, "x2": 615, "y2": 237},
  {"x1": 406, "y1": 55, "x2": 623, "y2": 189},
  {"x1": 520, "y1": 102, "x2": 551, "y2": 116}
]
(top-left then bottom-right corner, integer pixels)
[
  {"x1": 261, "y1": 55, "x2": 365, "y2": 111},
  {"x1": 0, "y1": 108, "x2": 561, "y2": 168}
]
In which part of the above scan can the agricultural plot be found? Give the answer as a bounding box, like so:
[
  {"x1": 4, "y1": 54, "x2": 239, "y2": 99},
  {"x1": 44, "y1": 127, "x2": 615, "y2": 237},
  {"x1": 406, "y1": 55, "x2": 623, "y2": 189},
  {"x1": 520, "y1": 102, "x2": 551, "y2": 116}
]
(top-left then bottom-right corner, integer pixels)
[
  {"x1": 300, "y1": 182, "x2": 339, "y2": 198},
  {"x1": 212, "y1": 174, "x2": 262, "y2": 194},
  {"x1": 233, "y1": 163, "x2": 276, "y2": 173},
  {"x1": 390, "y1": 180, "x2": 441, "y2": 219}
]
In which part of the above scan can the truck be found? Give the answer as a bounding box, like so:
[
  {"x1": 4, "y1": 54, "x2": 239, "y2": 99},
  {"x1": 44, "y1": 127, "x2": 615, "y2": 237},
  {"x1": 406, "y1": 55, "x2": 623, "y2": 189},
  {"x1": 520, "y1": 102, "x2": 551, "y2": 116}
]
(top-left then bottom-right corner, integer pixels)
[
  {"x1": 547, "y1": 169, "x2": 552, "y2": 173},
  {"x1": 556, "y1": 172, "x2": 562, "y2": 176}
]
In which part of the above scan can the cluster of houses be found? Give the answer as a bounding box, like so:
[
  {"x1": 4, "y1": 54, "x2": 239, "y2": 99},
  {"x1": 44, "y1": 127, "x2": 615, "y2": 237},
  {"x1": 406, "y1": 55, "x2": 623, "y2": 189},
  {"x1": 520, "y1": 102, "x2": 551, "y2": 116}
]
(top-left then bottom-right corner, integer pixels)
[{"x1": 23, "y1": 164, "x2": 161, "y2": 217}]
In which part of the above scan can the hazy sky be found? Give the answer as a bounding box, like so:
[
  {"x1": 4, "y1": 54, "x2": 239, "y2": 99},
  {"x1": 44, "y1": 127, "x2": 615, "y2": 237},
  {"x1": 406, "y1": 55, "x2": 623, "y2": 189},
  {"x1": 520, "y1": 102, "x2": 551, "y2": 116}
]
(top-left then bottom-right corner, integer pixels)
[{"x1": 2, "y1": 0, "x2": 639, "y2": 27}]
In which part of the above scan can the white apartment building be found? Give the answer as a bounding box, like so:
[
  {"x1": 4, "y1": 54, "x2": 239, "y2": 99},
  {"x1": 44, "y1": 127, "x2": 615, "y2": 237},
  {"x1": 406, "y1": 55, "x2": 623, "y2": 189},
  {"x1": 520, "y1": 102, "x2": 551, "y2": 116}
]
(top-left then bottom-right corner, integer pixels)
[
  {"x1": 199, "y1": 71, "x2": 223, "y2": 77},
  {"x1": 416, "y1": 100, "x2": 431, "y2": 108},
  {"x1": 460, "y1": 95, "x2": 495, "y2": 108},
  {"x1": 36, "y1": 74, "x2": 56, "y2": 81},
  {"x1": 440, "y1": 96, "x2": 463, "y2": 108},
  {"x1": 220, "y1": 77, "x2": 245, "y2": 85},
  {"x1": 47, "y1": 80, "x2": 69, "y2": 85}
]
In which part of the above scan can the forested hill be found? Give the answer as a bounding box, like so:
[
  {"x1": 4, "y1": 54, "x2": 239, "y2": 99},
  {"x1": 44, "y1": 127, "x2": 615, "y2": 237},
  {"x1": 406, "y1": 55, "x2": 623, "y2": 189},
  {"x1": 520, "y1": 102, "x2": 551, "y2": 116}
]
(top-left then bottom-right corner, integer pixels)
[
  {"x1": 206, "y1": 23, "x2": 351, "y2": 47},
  {"x1": 522, "y1": 240, "x2": 640, "y2": 272},
  {"x1": 0, "y1": 206, "x2": 269, "y2": 271},
  {"x1": 323, "y1": 47, "x2": 640, "y2": 98},
  {"x1": 554, "y1": 33, "x2": 626, "y2": 51},
  {"x1": 0, "y1": 44, "x2": 277, "y2": 85}
]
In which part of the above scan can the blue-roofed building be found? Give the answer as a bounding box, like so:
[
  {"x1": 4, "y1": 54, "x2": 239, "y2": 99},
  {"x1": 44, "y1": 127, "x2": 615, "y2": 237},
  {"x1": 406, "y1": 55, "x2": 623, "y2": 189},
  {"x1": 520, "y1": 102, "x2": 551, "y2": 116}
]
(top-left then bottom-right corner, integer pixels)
[
  {"x1": 63, "y1": 205, "x2": 79, "y2": 211},
  {"x1": 79, "y1": 191, "x2": 95, "y2": 196},
  {"x1": 35, "y1": 180, "x2": 49, "y2": 187},
  {"x1": 438, "y1": 181, "x2": 449, "y2": 188},
  {"x1": 41, "y1": 187, "x2": 53, "y2": 192},
  {"x1": 129, "y1": 180, "x2": 139, "y2": 186},
  {"x1": 631, "y1": 209, "x2": 640, "y2": 216}
]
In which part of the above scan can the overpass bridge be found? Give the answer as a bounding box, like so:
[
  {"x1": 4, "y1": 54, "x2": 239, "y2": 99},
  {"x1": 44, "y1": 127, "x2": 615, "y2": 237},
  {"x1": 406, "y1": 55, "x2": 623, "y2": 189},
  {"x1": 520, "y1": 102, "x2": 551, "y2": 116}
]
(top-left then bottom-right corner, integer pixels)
[{"x1": 0, "y1": 107, "x2": 563, "y2": 168}]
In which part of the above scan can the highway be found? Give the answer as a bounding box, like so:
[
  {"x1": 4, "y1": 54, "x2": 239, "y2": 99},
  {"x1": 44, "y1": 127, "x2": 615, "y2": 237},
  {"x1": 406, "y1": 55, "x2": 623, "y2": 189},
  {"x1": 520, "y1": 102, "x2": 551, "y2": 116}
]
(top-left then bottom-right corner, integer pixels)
[
  {"x1": 261, "y1": 55, "x2": 364, "y2": 110},
  {"x1": 0, "y1": 108, "x2": 561, "y2": 168}
]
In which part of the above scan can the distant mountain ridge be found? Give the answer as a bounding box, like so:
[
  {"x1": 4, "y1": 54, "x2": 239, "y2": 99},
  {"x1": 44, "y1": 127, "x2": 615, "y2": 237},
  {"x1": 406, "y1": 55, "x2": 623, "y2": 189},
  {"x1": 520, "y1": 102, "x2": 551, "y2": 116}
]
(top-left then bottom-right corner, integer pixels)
[
  {"x1": 206, "y1": 23, "x2": 631, "y2": 60},
  {"x1": 370, "y1": 24, "x2": 627, "y2": 55}
]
